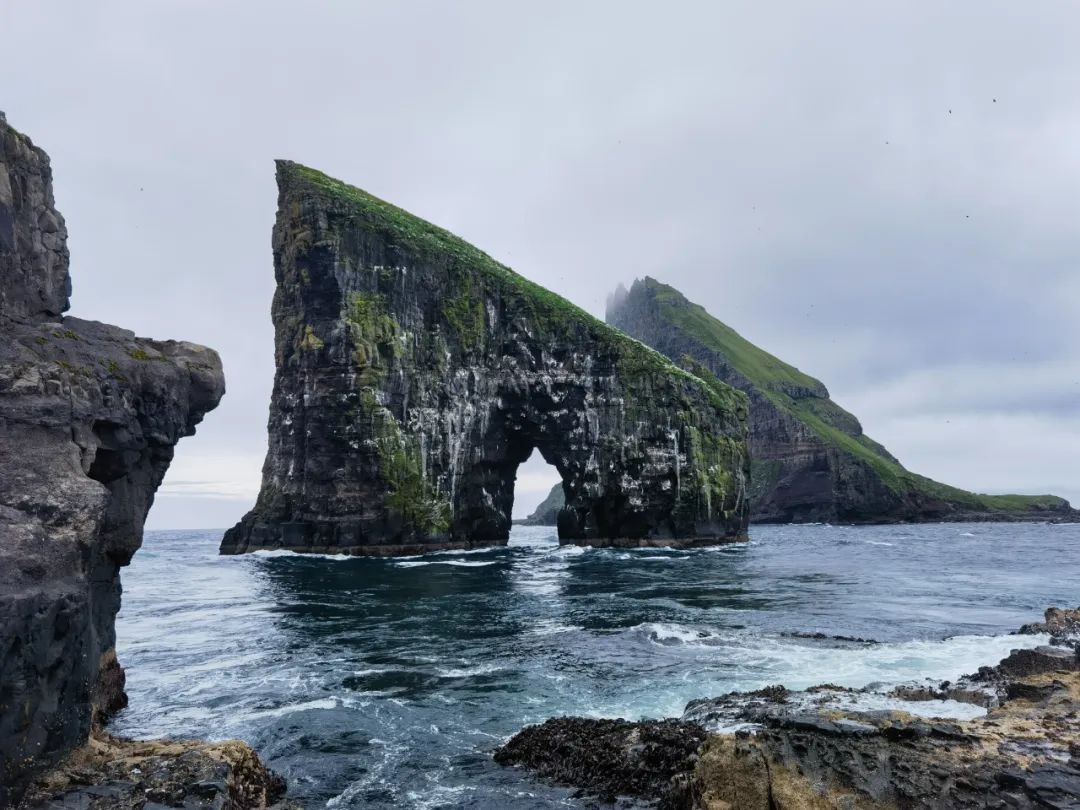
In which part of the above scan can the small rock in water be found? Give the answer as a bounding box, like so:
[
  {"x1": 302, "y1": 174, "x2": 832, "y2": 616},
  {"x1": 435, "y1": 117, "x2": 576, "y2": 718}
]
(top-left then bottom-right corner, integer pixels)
[{"x1": 494, "y1": 717, "x2": 706, "y2": 805}]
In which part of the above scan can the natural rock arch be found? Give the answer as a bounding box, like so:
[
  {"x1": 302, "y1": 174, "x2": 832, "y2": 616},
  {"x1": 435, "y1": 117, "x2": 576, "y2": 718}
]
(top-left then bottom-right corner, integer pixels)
[{"x1": 221, "y1": 163, "x2": 750, "y2": 555}]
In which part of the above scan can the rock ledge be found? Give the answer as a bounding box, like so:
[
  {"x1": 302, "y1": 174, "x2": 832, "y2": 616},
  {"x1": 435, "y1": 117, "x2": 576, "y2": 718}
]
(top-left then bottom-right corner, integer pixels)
[{"x1": 497, "y1": 607, "x2": 1080, "y2": 809}]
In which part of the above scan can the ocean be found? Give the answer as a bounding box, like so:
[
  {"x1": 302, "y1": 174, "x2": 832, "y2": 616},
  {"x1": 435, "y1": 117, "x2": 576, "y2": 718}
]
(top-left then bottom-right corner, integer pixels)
[{"x1": 113, "y1": 522, "x2": 1080, "y2": 808}]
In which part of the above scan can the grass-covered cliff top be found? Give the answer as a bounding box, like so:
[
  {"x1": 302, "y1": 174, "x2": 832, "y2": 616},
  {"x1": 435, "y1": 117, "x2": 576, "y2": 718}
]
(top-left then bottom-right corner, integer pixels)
[
  {"x1": 640, "y1": 276, "x2": 828, "y2": 400},
  {"x1": 624, "y1": 277, "x2": 1070, "y2": 513},
  {"x1": 275, "y1": 161, "x2": 747, "y2": 417}
]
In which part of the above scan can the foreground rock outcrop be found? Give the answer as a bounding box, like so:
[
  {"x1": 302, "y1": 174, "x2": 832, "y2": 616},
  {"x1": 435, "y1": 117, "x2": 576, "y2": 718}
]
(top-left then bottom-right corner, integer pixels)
[
  {"x1": 606, "y1": 277, "x2": 1077, "y2": 524},
  {"x1": 0, "y1": 114, "x2": 261, "y2": 804},
  {"x1": 495, "y1": 718, "x2": 706, "y2": 808},
  {"x1": 498, "y1": 607, "x2": 1080, "y2": 808},
  {"x1": 16, "y1": 735, "x2": 297, "y2": 810},
  {"x1": 223, "y1": 164, "x2": 750, "y2": 555}
]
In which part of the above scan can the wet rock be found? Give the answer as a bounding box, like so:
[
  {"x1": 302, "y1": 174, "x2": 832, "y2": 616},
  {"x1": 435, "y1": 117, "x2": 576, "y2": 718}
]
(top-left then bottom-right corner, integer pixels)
[
  {"x1": 683, "y1": 686, "x2": 791, "y2": 728},
  {"x1": 889, "y1": 676, "x2": 999, "y2": 708},
  {"x1": 500, "y1": 611, "x2": 1080, "y2": 809},
  {"x1": 16, "y1": 736, "x2": 298, "y2": 810},
  {"x1": 998, "y1": 645, "x2": 1080, "y2": 678},
  {"x1": 687, "y1": 670, "x2": 1080, "y2": 808},
  {"x1": 0, "y1": 116, "x2": 226, "y2": 804},
  {"x1": 223, "y1": 163, "x2": 750, "y2": 555},
  {"x1": 494, "y1": 717, "x2": 707, "y2": 807},
  {"x1": 1006, "y1": 680, "x2": 1065, "y2": 703},
  {"x1": 782, "y1": 631, "x2": 880, "y2": 644},
  {"x1": 1018, "y1": 606, "x2": 1080, "y2": 648}
]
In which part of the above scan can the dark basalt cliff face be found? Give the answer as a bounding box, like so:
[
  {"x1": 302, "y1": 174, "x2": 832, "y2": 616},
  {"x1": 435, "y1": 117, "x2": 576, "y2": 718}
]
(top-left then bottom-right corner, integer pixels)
[
  {"x1": 0, "y1": 114, "x2": 226, "y2": 803},
  {"x1": 223, "y1": 164, "x2": 750, "y2": 555},
  {"x1": 607, "y1": 277, "x2": 1077, "y2": 525}
]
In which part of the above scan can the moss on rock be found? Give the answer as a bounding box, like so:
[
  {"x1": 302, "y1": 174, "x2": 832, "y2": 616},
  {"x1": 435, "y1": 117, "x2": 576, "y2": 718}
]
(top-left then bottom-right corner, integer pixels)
[{"x1": 223, "y1": 163, "x2": 751, "y2": 554}]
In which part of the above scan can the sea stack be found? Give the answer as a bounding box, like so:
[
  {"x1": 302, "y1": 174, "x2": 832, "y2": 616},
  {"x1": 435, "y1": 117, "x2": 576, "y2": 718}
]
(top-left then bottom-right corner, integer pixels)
[
  {"x1": 0, "y1": 116, "x2": 225, "y2": 801},
  {"x1": 223, "y1": 163, "x2": 750, "y2": 555},
  {"x1": 607, "y1": 277, "x2": 1078, "y2": 524}
]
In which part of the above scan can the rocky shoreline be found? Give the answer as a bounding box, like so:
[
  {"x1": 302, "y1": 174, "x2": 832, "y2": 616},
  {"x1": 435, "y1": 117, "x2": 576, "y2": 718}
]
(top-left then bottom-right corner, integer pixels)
[
  {"x1": 15, "y1": 734, "x2": 297, "y2": 810},
  {"x1": 496, "y1": 607, "x2": 1080, "y2": 809}
]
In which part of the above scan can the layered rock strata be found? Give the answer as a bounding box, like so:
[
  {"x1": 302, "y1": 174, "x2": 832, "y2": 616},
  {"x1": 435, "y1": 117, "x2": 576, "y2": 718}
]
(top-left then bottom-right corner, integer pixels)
[
  {"x1": 223, "y1": 164, "x2": 750, "y2": 555},
  {"x1": 497, "y1": 607, "x2": 1080, "y2": 809},
  {"x1": 606, "y1": 277, "x2": 1077, "y2": 524},
  {"x1": 0, "y1": 115, "x2": 257, "y2": 804}
]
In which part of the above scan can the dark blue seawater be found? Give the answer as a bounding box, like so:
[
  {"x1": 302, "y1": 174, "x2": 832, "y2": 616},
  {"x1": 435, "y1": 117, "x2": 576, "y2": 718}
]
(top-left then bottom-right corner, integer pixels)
[{"x1": 114, "y1": 523, "x2": 1080, "y2": 808}]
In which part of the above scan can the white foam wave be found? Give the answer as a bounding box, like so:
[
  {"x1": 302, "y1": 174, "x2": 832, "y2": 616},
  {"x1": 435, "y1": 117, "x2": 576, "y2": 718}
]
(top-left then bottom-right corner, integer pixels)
[
  {"x1": 570, "y1": 631, "x2": 1056, "y2": 726},
  {"x1": 530, "y1": 621, "x2": 582, "y2": 637},
  {"x1": 704, "y1": 691, "x2": 988, "y2": 733},
  {"x1": 325, "y1": 739, "x2": 409, "y2": 808},
  {"x1": 250, "y1": 545, "x2": 505, "y2": 563},
  {"x1": 405, "y1": 783, "x2": 476, "y2": 809},
  {"x1": 394, "y1": 559, "x2": 499, "y2": 568},
  {"x1": 426, "y1": 545, "x2": 503, "y2": 557},
  {"x1": 248, "y1": 548, "x2": 353, "y2": 560},
  {"x1": 738, "y1": 632, "x2": 1051, "y2": 694},
  {"x1": 248, "y1": 697, "x2": 341, "y2": 718},
  {"x1": 436, "y1": 663, "x2": 504, "y2": 678},
  {"x1": 610, "y1": 546, "x2": 684, "y2": 558},
  {"x1": 638, "y1": 622, "x2": 721, "y2": 645}
]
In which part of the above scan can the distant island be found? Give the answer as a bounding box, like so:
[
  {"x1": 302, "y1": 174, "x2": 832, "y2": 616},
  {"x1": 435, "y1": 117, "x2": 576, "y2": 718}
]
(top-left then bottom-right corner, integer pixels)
[{"x1": 519, "y1": 276, "x2": 1076, "y2": 527}]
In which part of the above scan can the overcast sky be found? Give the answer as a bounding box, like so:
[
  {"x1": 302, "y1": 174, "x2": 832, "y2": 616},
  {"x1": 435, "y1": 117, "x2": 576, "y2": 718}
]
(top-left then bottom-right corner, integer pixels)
[{"x1": 4, "y1": 2, "x2": 1078, "y2": 529}]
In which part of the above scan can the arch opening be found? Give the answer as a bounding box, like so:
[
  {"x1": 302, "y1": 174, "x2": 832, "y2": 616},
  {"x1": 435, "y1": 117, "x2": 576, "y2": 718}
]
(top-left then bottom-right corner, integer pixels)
[{"x1": 511, "y1": 448, "x2": 565, "y2": 532}]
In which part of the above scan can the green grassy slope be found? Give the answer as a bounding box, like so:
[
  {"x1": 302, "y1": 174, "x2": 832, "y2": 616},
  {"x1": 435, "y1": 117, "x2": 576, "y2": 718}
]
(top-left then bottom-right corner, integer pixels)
[
  {"x1": 639, "y1": 277, "x2": 1068, "y2": 514},
  {"x1": 278, "y1": 162, "x2": 746, "y2": 418}
]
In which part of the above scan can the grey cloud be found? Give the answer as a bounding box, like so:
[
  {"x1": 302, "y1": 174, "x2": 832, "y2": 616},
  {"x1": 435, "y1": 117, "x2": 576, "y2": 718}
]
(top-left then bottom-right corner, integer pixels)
[{"x1": 2, "y1": 1, "x2": 1076, "y2": 528}]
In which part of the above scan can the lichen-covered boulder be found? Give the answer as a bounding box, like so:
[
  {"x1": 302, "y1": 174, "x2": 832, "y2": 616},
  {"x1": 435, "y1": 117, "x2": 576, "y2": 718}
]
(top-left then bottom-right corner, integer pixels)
[{"x1": 223, "y1": 163, "x2": 749, "y2": 555}]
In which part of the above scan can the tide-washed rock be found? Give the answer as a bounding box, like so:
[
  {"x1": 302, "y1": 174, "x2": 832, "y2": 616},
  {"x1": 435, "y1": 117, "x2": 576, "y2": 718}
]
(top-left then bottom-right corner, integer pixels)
[
  {"x1": 15, "y1": 735, "x2": 300, "y2": 810},
  {"x1": 1018, "y1": 606, "x2": 1080, "y2": 648},
  {"x1": 494, "y1": 717, "x2": 707, "y2": 808},
  {"x1": 997, "y1": 645, "x2": 1080, "y2": 678},
  {"x1": 498, "y1": 608, "x2": 1080, "y2": 809},
  {"x1": 606, "y1": 277, "x2": 1079, "y2": 525},
  {"x1": 222, "y1": 163, "x2": 749, "y2": 555},
  {"x1": 688, "y1": 669, "x2": 1080, "y2": 809},
  {"x1": 0, "y1": 115, "x2": 226, "y2": 804}
]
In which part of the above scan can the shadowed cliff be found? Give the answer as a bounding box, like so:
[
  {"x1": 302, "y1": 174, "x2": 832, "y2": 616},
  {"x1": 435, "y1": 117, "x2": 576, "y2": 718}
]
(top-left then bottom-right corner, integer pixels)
[{"x1": 0, "y1": 114, "x2": 226, "y2": 803}]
